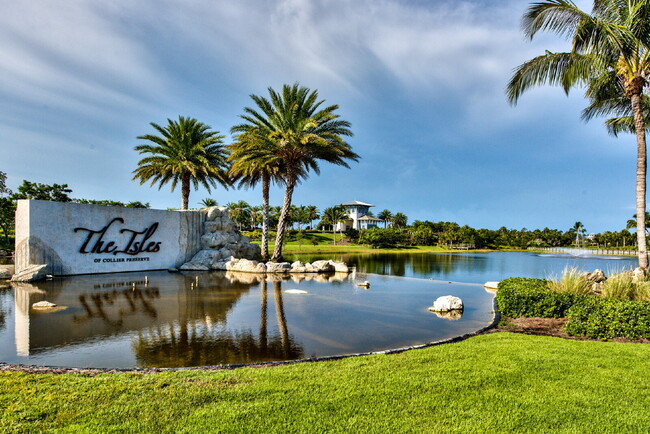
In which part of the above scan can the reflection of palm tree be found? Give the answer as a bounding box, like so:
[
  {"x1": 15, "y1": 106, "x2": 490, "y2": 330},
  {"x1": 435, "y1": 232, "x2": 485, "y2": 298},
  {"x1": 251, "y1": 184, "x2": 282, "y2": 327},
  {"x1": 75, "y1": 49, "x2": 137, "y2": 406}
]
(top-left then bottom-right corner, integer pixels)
[
  {"x1": 273, "y1": 280, "x2": 290, "y2": 358},
  {"x1": 259, "y1": 280, "x2": 268, "y2": 354}
]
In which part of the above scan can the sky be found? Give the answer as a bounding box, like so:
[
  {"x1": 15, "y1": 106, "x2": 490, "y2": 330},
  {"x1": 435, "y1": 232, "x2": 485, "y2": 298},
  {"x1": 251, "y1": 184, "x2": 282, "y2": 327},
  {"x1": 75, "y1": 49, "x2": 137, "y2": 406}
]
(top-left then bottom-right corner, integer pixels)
[{"x1": 0, "y1": 0, "x2": 639, "y2": 233}]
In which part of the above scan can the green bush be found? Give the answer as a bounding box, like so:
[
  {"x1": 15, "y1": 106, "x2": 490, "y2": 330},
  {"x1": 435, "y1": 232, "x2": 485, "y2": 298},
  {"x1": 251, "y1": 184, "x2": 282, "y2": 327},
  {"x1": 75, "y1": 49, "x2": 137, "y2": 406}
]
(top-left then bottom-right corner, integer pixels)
[
  {"x1": 496, "y1": 278, "x2": 588, "y2": 318},
  {"x1": 566, "y1": 297, "x2": 650, "y2": 340}
]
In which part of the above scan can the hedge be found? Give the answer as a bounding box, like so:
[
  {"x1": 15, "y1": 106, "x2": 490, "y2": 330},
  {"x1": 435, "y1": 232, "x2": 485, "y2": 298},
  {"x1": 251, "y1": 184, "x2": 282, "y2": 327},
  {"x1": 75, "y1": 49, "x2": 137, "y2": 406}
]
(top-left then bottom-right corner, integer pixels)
[
  {"x1": 496, "y1": 278, "x2": 588, "y2": 318},
  {"x1": 565, "y1": 298, "x2": 650, "y2": 340}
]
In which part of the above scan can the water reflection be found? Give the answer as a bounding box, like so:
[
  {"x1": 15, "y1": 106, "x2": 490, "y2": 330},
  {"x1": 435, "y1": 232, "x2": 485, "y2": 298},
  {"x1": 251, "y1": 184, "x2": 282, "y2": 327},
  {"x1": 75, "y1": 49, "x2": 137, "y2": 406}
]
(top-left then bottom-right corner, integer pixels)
[
  {"x1": 0, "y1": 268, "x2": 494, "y2": 368},
  {"x1": 288, "y1": 251, "x2": 638, "y2": 283}
]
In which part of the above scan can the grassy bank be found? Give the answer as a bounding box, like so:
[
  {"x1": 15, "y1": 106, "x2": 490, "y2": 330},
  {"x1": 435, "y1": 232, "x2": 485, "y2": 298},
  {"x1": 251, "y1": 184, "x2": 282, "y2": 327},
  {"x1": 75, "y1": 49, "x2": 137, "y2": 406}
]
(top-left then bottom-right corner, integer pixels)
[{"x1": 2, "y1": 333, "x2": 650, "y2": 432}]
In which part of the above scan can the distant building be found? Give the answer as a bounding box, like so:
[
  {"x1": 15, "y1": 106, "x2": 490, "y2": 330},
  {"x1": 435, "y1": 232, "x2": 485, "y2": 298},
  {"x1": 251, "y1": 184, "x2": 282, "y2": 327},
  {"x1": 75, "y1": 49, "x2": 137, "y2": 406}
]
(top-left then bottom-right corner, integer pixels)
[{"x1": 336, "y1": 200, "x2": 383, "y2": 230}]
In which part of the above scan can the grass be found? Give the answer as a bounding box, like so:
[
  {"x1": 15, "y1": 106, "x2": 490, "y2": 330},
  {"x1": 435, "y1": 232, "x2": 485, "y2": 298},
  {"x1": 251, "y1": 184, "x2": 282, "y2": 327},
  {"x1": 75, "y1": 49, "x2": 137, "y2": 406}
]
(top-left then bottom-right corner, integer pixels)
[
  {"x1": 601, "y1": 271, "x2": 650, "y2": 301},
  {"x1": 548, "y1": 266, "x2": 592, "y2": 295},
  {"x1": 2, "y1": 333, "x2": 650, "y2": 432}
]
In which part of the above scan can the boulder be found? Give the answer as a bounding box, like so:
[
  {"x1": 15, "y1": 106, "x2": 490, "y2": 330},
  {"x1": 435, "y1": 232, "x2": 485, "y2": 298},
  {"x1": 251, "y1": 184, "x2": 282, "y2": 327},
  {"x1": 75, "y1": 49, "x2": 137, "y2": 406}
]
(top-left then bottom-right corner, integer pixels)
[
  {"x1": 205, "y1": 206, "x2": 227, "y2": 221},
  {"x1": 586, "y1": 269, "x2": 607, "y2": 283},
  {"x1": 429, "y1": 295, "x2": 463, "y2": 312},
  {"x1": 311, "y1": 260, "x2": 334, "y2": 273},
  {"x1": 330, "y1": 260, "x2": 349, "y2": 273},
  {"x1": 189, "y1": 249, "x2": 221, "y2": 267},
  {"x1": 204, "y1": 221, "x2": 222, "y2": 233},
  {"x1": 266, "y1": 262, "x2": 292, "y2": 273},
  {"x1": 11, "y1": 264, "x2": 49, "y2": 282},
  {"x1": 0, "y1": 268, "x2": 11, "y2": 280},
  {"x1": 227, "y1": 258, "x2": 266, "y2": 273}
]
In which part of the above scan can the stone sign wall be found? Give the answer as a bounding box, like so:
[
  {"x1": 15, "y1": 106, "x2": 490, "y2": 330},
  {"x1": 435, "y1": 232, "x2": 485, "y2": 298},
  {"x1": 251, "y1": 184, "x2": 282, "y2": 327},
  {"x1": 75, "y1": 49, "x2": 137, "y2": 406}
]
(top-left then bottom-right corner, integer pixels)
[{"x1": 14, "y1": 200, "x2": 207, "y2": 276}]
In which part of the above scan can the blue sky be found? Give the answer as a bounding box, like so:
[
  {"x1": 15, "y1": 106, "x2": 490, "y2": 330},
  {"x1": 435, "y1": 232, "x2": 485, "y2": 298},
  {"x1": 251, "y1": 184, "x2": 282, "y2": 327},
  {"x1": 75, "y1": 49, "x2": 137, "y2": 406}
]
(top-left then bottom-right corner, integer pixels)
[{"x1": 0, "y1": 0, "x2": 638, "y2": 233}]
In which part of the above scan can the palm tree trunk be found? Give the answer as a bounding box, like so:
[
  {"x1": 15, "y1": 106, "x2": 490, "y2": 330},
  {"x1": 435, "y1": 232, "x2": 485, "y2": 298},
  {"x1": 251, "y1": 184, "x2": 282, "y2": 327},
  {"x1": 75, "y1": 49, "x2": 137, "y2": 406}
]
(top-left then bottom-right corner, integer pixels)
[
  {"x1": 272, "y1": 175, "x2": 296, "y2": 261},
  {"x1": 261, "y1": 174, "x2": 270, "y2": 261},
  {"x1": 181, "y1": 173, "x2": 190, "y2": 210},
  {"x1": 631, "y1": 92, "x2": 648, "y2": 269}
]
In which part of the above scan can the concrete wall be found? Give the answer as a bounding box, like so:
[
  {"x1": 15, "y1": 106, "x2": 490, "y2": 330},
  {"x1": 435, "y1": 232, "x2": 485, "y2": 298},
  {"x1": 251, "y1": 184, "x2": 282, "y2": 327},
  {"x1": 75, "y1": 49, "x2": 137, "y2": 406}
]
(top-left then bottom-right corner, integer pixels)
[{"x1": 14, "y1": 200, "x2": 205, "y2": 275}]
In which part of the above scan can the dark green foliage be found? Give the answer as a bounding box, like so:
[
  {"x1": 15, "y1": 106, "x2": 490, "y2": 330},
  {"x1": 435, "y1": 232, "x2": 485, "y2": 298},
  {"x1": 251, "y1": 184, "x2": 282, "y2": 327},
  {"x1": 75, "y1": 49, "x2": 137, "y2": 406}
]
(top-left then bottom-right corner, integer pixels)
[
  {"x1": 566, "y1": 297, "x2": 650, "y2": 340},
  {"x1": 0, "y1": 197, "x2": 15, "y2": 245},
  {"x1": 358, "y1": 227, "x2": 410, "y2": 248},
  {"x1": 74, "y1": 199, "x2": 150, "y2": 208},
  {"x1": 12, "y1": 180, "x2": 72, "y2": 202},
  {"x1": 496, "y1": 278, "x2": 588, "y2": 318}
]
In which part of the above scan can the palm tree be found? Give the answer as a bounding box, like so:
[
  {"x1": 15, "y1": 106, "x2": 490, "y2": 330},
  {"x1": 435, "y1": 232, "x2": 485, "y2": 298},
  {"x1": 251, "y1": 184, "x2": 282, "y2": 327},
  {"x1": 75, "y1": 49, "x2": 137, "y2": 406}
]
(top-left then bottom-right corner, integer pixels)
[
  {"x1": 507, "y1": 0, "x2": 650, "y2": 268},
  {"x1": 232, "y1": 83, "x2": 359, "y2": 261},
  {"x1": 627, "y1": 212, "x2": 650, "y2": 233},
  {"x1": 305, "y1": 205, "x2": 320, "y2": 230},
  {"x1": 378, "y1": 209, "x2": 393, "y2": 228},
  {"x1": 200, "y1": 198, "x2": 218, "y2": 207},
  {"x1": 393, "y1": 212, "x2": 408, "y2": 229},
  {"x1": 322, "y1": 205, "x2": 348, "y2": 245},
  {"x1": 133, "y1": 116, "x2": 230, "y2": 210},
  {"x1": 228, "y1": 129, "x2": 283, "y2": 260}
]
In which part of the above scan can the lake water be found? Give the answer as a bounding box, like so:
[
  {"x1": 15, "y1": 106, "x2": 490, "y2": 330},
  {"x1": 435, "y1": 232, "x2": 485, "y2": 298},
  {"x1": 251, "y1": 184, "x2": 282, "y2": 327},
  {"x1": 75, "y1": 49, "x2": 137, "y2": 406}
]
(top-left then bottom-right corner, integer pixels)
[
  {"x1": 0, "y1": 270, "x2": 494, "y2": 368},
  {"x1": 289, "y1": 251, "x2": 638, "y2": 283},
  {"x1": 0, "y1": 251, "x2": 636, "y2": 369}
]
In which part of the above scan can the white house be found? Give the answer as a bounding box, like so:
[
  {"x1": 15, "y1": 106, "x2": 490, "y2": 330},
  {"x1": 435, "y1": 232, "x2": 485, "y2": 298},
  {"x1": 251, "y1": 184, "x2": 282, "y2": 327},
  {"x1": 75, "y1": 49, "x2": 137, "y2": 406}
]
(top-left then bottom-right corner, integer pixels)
[{"x1": 335, "y1": 201, "x2": 383, "y2": 231}]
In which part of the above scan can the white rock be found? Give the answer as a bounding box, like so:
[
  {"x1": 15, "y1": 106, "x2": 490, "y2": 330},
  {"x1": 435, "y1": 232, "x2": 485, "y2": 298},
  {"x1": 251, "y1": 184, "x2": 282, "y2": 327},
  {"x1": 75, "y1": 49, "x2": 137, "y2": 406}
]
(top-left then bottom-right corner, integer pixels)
[
  {"x1": 311, "y1": 260, "x2": 334, "y2": 273},
  {"x1": 330, "y1": 260, "x2": 349, "y2": 273},
  {"x1": 284, "y1": 289, "x2": 308, "y2": 294},
  {"x1": 429, "y1": 295, "x2": 463, "y2": 312},
  {"x1": 33, "y1": 301, "x2": 57, "y2": 308},
  {"x1": 11, "y1": 264, "x2": 49, "y2": 282},
  {"x1": 484, "y1": 281, "x2": 499, "y2": 290},
  {"x1": 266, "y1": 262, "x2": 292, "y2": 273}
]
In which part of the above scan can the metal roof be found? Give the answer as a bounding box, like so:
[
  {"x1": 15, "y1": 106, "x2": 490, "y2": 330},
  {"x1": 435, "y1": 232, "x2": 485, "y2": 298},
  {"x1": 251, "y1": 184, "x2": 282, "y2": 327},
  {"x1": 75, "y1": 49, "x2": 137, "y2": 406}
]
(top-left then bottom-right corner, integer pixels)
[{"x1": 339, "y1": 200, "x2": 374, "y2": 207}]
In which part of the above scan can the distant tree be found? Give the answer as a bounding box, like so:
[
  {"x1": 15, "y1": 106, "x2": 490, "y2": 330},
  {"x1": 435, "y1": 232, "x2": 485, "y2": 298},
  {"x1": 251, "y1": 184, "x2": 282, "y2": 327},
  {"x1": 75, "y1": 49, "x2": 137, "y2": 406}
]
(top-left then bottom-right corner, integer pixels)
[
  {"x1": 305, "y1": 205, "x2": 320, "y2": 230},
  {"x1": 132, "y1": 116, "x2": 230, "y2": 210},
  {"x1": 200, "y1": 198, "x2": 218, "y2": 208},
  {"x1": 392, "y1": 212, "x2": 408, "y2": 229},
  {"x1": 0, "y1": 171, "x2": 10, "y2": 197},
  {"x1": 378, "y1": 209, "x2": 393, "y2": 228},
  {"x1": 322, "y1": 205, "x2": 348, "y2": 245},
  {"x1": 12, "y1": 180, "x2": 72, "y2": 202},
  {"x1": 227, "y1": 200, "x2": 252, "y2": 230},
  {"x1": 0, "y1": 197, "x2": 15, "y2": 244},
  {"x1": 74, "y1": 199, "x2": 150, "y2": 208}
]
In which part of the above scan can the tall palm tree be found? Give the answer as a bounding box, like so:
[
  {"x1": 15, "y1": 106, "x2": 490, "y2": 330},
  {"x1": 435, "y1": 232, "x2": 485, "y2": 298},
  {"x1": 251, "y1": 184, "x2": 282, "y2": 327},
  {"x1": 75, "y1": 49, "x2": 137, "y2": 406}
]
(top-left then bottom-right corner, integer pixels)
[
  {"x1": 232, "y1": 83, "x2": 359, "y2": 261},
  {"x1": 378, "y1": 209, "x2": 393, "y2": 228},
  {"x1": 507, "y1": 0, "x2": 650, "y2": 268},
  {"x1": 133, "y1": 116, "x2": 230, "y2": 210},
  {"x1": 322, "y1": 205, "x2": 348, "y2": 245},
  {"x1": 228, "y1": 129, "x2": 283, "y2": 260}
]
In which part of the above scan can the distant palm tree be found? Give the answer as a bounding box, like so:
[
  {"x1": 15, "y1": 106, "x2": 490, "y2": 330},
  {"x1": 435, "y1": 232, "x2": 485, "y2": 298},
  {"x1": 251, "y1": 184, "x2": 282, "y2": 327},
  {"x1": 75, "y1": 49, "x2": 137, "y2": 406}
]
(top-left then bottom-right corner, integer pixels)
[
  {"x1": 305, "y1": 205, "x2": 320, "y2": 230},
  {"x1": 200, "y1": 198, "x2": 218, "y2": 207},
  {"x1": 228, "y1": 129, "x2": 283, "y2": 260},
  {"x1": 133, "y1": 116, "x2": 230, "y2": 210},
  {"x1": 392, "y1": 212, "x2": 408, "y2": 229},
  {"x1": 232, "y1": 83, "x2": 359, "y2": 261},
  {"x1": 378, "y1": 209, "x2": 393, "y2": 228},
  {"x1": 322, "y1": 205, "x2": 348, "y2": 245},
  {"x1": 507, "y1": 0, "x2": 650, "y2": 268}
]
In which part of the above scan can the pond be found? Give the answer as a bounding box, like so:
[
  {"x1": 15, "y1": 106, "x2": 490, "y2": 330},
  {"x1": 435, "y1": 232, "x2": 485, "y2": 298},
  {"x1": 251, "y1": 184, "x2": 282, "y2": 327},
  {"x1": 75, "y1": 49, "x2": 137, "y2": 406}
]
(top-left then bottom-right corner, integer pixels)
[
  {"x1": 0, "y1": 270, "x2": 494, "y2": 369},
  {"x1": 288, "y1": 251, "x2": 638, "y2": 283}
]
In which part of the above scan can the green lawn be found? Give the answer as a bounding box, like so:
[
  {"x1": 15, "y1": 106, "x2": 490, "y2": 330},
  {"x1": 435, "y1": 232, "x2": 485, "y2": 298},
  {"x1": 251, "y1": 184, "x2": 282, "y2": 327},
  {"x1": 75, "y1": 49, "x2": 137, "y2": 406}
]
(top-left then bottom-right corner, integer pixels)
[{"x1": 2, "y1": 332, "x2": 650, "y2": 432}]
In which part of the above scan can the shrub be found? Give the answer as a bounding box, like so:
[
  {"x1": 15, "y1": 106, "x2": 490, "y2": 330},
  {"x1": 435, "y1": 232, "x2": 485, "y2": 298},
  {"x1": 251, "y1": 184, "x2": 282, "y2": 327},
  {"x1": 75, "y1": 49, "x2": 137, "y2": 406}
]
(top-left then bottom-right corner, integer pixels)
[
  {"x1": 566, "y1": 297, "x2": 650, "y2": 340},
  {"x1": 547, "y1": 266, "x2": 592, "y2": 295},
  {"x1": 496, "y1": 278, "x2": 588, "y2": 318}
]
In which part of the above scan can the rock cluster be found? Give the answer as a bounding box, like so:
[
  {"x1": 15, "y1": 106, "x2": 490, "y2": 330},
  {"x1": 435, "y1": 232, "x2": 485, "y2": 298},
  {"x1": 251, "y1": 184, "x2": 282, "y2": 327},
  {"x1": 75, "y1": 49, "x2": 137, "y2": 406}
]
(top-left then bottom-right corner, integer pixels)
[
  {"x1": 180, "y1": 206, "x2": 261, "y2": 270},
  {"x1": 182, "y1": 256, "x2": 349, "y2": 274}
]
